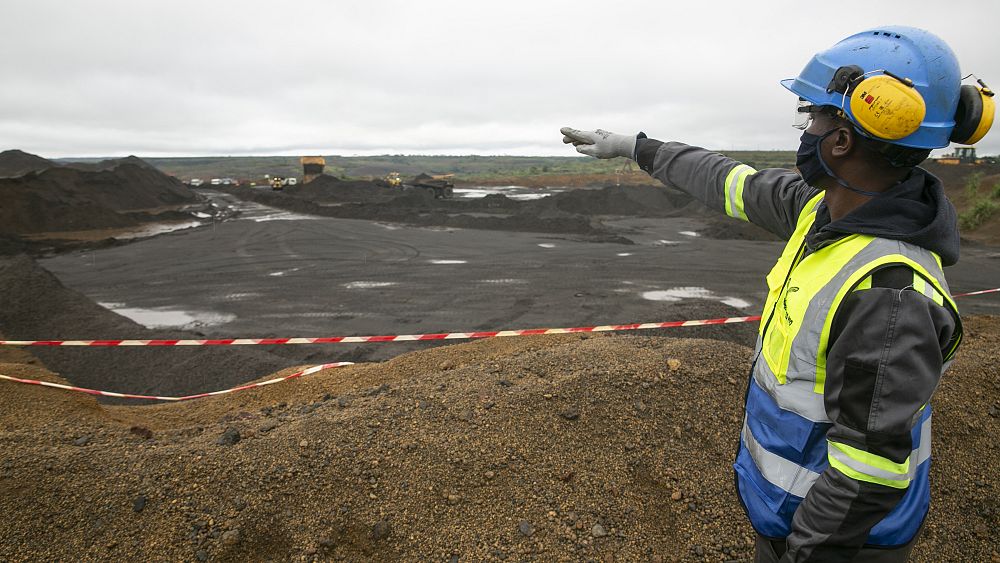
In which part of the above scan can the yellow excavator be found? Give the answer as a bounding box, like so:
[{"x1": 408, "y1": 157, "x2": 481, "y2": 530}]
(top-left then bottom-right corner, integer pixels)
[{"x1": 383, "y1": 172, "x2": 403, "y2": 187}]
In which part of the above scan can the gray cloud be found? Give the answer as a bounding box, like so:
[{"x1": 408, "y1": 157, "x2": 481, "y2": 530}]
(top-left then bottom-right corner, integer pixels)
[{"x1": 2, "y1": 0, "x2": 998, "y2": 157}]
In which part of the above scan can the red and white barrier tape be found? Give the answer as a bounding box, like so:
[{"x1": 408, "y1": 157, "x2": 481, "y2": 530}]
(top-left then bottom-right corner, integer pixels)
[
  {"x1": 0, "y1": 362, "x2": 352, "y2": 402},
  {"x1": 2, "y1": 285, "x2": 996, "y2": 348},
  {"x1": 0, "y1": 315, "x2": 765, "y2": 347},
  {"x1": 953, "y1": 287, "x2": 1000, "y2": 297},
  {"x1": 0, "y1": 287, "x2": 993, "y2": 402}
]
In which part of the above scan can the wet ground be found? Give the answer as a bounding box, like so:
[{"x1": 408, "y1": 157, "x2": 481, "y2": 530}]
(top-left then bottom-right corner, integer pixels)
[{"x1": 41, "y1": 191, "x2": 1000, "y2": 362}]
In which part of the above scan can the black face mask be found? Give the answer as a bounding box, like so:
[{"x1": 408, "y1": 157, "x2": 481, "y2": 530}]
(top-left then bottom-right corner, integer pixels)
[
  {"x1": 795, "y1": 130, "x2": 883, "y2": 197},
  {"x1": 795, "y1": 130, "x2": 836, "y2": 186}
]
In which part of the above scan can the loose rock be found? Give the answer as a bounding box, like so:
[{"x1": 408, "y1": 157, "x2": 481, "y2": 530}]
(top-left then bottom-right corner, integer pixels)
[
  {"x1": 371, "y1": 520, "x2": 391, "y2": 541},
  {"x1": 216, "y1": 428, "x2": 240, "y2": 446}
]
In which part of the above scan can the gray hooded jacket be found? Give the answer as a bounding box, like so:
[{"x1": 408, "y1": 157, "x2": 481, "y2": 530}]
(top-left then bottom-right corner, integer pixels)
[{"x1": 635, "y1": 138, "x2": 961, "y2": 562}]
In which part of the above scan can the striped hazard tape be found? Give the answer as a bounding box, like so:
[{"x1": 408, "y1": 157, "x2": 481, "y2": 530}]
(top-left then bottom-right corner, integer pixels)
[
  {"x1": 0, "y1": 315, "x2": 764, "y2": 347},
  {"x1": 0, "y1": 286, "x2": 994, "y2": 402},
  {"x1": 0, "y1": 284, "x2": 994, "y2": 348},
  {"x1": 952, "y1": 287, "x2": 1000, "y2": 297},
  {"x1": 0, "y1": 362, "x2": 353, "y2": 402}
]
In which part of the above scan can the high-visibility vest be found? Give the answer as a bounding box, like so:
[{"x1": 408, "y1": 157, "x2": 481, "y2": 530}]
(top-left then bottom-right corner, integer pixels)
[{"x1": 734, "y1": 192, "x2": 962, "y2": 546}]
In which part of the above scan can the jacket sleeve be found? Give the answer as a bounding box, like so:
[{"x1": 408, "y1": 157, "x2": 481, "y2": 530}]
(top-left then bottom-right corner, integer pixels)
[
  {"x1": 635, "y1": 138, "x2": 820, "y2": 240},
  {"x1": 781, "y1": 266, "x2": 960, "y2": 562}
]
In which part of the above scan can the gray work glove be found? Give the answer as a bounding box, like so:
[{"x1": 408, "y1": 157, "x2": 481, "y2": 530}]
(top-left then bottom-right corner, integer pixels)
[{"x1": 561, "y1": 127, "x2": 638, "y2": 159}]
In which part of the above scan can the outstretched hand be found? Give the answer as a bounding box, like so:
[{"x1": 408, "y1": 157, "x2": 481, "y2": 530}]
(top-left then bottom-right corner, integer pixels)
[{"x1": 560, "y1": 127, "x2": 637, "y2": 160}]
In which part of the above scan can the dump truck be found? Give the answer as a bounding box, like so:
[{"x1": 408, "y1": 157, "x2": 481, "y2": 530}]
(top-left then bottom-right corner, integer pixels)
[
  {"x1": 301, "y1": 156, "x2": 325, "y2": 183},
  {"x1": 380, "y1": 172, "x2": 454, "y2": 198},
  {"x1": 408, "y1": 173, "x2": 455, "y2": 198}
]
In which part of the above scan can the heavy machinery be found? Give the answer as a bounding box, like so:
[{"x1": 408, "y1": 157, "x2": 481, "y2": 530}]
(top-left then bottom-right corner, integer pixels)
[
  {"x1": 383, "y1": 172, "x2": 403, "y2": 187},
  {"x1": 301, "y1": 156, "x2": 325, "y2": 183},
  {"x1": 381, "y1": 172, "x2": 455, "y2": 198},
  {"x1": 937, "y1": 147, "x2": 980, "y2": 165},
  {"x1": 408, "y1": 173, "x2": 455, "y2": 198},
  {"x1": 270, "y1": 176, "x2": 285, "y2": 191}
]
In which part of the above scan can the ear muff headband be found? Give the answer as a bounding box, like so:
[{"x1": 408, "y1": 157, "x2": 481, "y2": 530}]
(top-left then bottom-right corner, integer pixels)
[{"x1": 951, "y1": 83, "x2": 995, "y2": 145}]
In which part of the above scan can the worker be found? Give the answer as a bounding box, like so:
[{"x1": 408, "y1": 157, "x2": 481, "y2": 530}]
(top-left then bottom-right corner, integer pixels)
[{"x1": 562, "y1": 26, "x2": 993, "y2": 562}]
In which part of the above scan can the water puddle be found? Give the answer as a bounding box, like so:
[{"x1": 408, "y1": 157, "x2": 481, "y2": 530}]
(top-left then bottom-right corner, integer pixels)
[
  {"x1": 640, "y1": 286, "x2": 752, "y2": 309},
  {"x1": 251, "y1": 211, "x2": 319, "y2": 222},
  {"x1": 268, "y1": 268, "x2": 301, "y2": 277},
  {"x1": 344, "y1": 281, "x2": 397, "y2": 289},
  {"x1": 429, "y1": 259, "x2": 467, "y2": 265},
  {"x1": 98, "y1": 303, "x2": 236, "y2": 329},
  {"x1": 454, "y1": 186, "x2": 567, "y2": 201},
  {"x1": 678, "y1": 231, "x2": 700, "y2": 237},
  {"x1": 617, "y1": 253, "x2": 633, "y2": 257},
  {"x1": 222, "y1": 292, "x2": 261, "y2": 301},
  {"x1": 537, "y1": 243, "x2": 556, "y2": 249},
  {"x1": 117, "y1": 221, "x2": 204, "y2": 240},
  {"x1": 477, "y1": 278, "x2": 528, "y2": 284}
]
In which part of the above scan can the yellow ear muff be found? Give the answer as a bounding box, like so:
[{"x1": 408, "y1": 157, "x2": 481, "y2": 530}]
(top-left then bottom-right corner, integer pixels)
[
  {"x1": 951, "y1": 84, "x2": 995, "y2": 145},
  {"x1": 848, "y1": 74, "x2": 926, "y2": 140}
]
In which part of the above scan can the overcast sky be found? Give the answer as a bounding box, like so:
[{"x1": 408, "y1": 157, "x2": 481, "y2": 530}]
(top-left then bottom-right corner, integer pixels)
[{"x1": 3, "y1": 0, "x2": 998, "y2": 158}]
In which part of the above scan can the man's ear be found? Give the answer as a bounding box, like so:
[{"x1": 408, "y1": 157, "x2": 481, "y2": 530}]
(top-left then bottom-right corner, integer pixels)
[{"x1": 829, "y1": 126, "x2": 855, "y2": 158}]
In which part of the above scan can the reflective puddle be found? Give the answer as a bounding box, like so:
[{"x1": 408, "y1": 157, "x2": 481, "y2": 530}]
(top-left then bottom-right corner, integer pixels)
[
  {"x1": 640, "y1": 286, "x2": 751, "y2": 309},
  {"x1": 99, "y1": 303, "x2": 236, "y2": 329},
  {"x1": 344, "y1": 281, "x2": 397, "y2": 289}
]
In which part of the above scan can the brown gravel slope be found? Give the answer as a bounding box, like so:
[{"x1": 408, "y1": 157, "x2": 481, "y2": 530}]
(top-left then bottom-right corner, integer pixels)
[{"x1": 0, "y1": 319, "x2": 997, "y2": 562}]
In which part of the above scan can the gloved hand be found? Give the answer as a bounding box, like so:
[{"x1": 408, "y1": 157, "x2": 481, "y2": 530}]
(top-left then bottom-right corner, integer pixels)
[{"x1": 561, "y1": 127, "x2": 637, "y2": 159}]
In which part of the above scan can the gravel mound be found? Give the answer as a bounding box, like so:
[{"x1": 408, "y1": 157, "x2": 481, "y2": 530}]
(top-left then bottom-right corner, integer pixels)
[
  {"x1": 0, "y1": 149, "x2": 55, "y2": 177},
  {"x1": 537, "y1": 184, "x2": 700, "y2": 217},
  {"x1": 232, "y1": 186, "x2": 621, "y2": 239},
  {"x1": 0, "y1": 156, "x2": 198, "y2": 236},
  {"x1": 283, "y1": 175, "x2": 402, "y2": 203},
  {"x1": 229, "y1": 178, "x2": 780, "y2": 242},
  {"x1": 0, "y1": 255, "x2": 294, "y2": 400},
  {"x1": 0, "y1": 317, "x2": 995, "y2": 561}
]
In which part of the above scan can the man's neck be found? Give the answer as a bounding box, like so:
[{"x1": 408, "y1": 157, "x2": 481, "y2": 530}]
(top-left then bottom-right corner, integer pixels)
[
  {"x1": 824, "y1": 187, "x2": 872, "y2": 221},
  {"x1": 821, "y1": 165, "x2": 909, "y2": 221}
]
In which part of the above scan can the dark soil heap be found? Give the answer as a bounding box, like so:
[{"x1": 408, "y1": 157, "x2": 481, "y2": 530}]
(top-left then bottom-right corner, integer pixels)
[
  {"x1": 0, "y1": 316, "x2": 995, "y2": 561},
  {"x1": 0, "y1": 149, "x2": 55, "y2": 177},
  {"x1": 0, "y1": 256, "x2": 294, "y2": 399},
  {"x1": 0, "y1": 152, "x2": 198, "y2": 236},
  {"x1": 283, "y1": 175, "x2": 402, "y2": 204},
  {"x1": 232, "y1": 177, "x2": 777, "y2": 242}
]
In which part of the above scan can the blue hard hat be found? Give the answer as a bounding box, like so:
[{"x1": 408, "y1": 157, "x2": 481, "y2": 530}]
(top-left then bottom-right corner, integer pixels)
[{"x1": 781, "y1": 26, "x2": 961, "y2": 149}]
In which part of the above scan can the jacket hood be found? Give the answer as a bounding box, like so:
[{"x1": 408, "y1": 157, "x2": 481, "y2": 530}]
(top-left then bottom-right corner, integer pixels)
[{"x1": 809, "y1": 167, "x2": 961, "y2": 266}]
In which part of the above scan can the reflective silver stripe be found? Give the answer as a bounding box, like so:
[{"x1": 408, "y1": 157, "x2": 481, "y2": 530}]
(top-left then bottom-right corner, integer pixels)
[
  {"x1": 744, "y1": 416, "x2": 932, "y2": 498},
  {"x1": 828, "y1": 443, "x2": 910, "y2": 483},
  {"x1": 725, "y1": 165, "x2": 754, "y2": 221},
  {"x1": 742, "y1": 420, "x2": 821, "y2": 498},
  {"x1": 912, "y1": 274, "x2": 944, "y2": 306},
  {"x1": 753, "y1": 359, "x2": 829, "y2": 422},
  {"x1": 910, "y1": 415, "x2": 931, "y2": 479}
]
